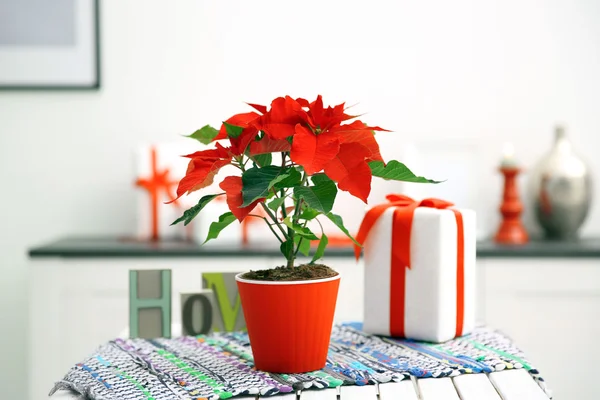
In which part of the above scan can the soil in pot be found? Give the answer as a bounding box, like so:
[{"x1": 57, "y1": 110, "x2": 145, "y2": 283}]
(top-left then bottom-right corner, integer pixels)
[{"x1": 241, "y1": 264, "x2": 338, "y2": 281}]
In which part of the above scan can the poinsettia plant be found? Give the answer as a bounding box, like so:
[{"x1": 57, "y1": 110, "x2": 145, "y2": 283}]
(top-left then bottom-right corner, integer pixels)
[{"x1": 171, "y1": 95, "x2": 436, "y2": 267}]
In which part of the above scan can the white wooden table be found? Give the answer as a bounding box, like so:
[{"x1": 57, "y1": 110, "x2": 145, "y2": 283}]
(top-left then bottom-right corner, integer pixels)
[{"x1": 51, "y1": 369, "x2": 549, "y2": 399}]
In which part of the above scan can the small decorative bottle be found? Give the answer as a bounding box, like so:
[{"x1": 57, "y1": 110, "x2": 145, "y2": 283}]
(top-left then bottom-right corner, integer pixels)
[{"x1": 529, "y1": 126, "x2": 592, "y2": 239}]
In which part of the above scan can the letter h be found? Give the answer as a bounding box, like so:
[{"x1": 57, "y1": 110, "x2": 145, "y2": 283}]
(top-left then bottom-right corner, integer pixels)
[{"x1": 129, "y1": 270, "x2": 172, "y2": 338}]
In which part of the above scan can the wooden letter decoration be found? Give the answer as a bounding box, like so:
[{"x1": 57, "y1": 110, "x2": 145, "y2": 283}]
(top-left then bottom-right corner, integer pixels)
[
  {"x1": 129, "y1": 270, "x2": 172, "y2": 339},
  {"x1": 180, "y1": 291, "x2": 218, "y2": 336},
  {"x1": 202, "y1": 272, "x2": 246, "y2": 332}
]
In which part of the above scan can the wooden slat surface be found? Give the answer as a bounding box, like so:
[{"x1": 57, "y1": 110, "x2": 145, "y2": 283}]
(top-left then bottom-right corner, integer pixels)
[
  {"x1": 453, "y1": 373, "x2": 503, "y2": 400},
  {"x1": 264, "y1": 393, "x2": 296, "y2": 400},
  {"x1": 299, "y1": 387, "x2": 337, "y2": 400},
  {"x1": 339, "y1": 385, "x2": 378, "y2": 400},
  {"x1": 418, "y1": 377, "x2": 461, "y2": 400},
  {"x1": 489, "y1": 369, "x2": 549, "y2": 400},
  {"x1": 379, "y1": 380, "x2": 420, "y2": 400}
]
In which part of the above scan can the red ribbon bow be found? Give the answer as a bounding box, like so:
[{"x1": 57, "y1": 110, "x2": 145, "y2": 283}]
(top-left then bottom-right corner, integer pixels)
[{"x1": 355, "y1": 194, "x2": 465, "y2": 338}]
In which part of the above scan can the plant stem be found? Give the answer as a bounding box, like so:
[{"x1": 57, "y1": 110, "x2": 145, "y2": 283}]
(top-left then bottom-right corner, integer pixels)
[
  {"x1": 262, "y1": 218, "x2": 284, "y2": 244},
  {"x1": 259, "y1": 203, "x2": 288, "y2": 239},
  {"x1": 247, "y1": 214, "x2": 284, "y2": 243},
  {"x1": 294, "y1": 219, "x2": 309, "y2": 257},
  {"x1": 280, "y1": 155, "x2": 296, "y2": 268},
  {"x1": 292, "y1": 172, "x2": 307, "y2": 224},
  {"x1": 286, "y1": 172, "x2": 310, "y2": 266},
  {"x1": 286, "y1": 256, "x2": 295, "y2": 268},
  {"x1": 280, "y1": 189, "x2": 288, "y2": 219},
  {"x1": 278, "y1": 180, "x2": 296, "y2": 267},
  {"x1": 294, "y1": 238, "x2": 304, "y2": 257},
  {"x1": 248, "y1": 214, "x2": 283, "y2": 243},
  {"x1": 284, "y1": 207, "x2": 295, "y2": 267},
  {"x1": 280, "y1": 189, "x2": 293, "y2": 237},
  {"x1": 315, "y1": 217, "x2": 324, "y2": 234}
]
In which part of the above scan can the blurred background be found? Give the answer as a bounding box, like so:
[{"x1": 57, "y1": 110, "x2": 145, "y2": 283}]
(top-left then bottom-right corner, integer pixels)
[{"x1": 1, "y1": 0, "x2": 600, "y2": 399}]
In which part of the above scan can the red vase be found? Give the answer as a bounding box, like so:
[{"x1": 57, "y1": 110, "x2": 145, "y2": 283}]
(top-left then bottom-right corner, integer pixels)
[
  {"x1": 236, "y1": 273, "x2": 340, "y2": 373},
  {"x1": 495, "y1": 167, "x2": 529, "y2": 244}
]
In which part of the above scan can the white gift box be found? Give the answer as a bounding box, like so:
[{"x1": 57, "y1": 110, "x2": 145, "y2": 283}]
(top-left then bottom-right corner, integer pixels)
[{"x1": 363, "y1": 205, "x2": 476, "y2": 342}]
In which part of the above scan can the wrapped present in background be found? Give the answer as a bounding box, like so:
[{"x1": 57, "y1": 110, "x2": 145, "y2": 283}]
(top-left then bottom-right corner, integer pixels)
[
  {"x1": 357, "y1": 194, "x2": 476, "y2": 343},
  {"x1": 135, "y1": 143, "x2": 201, "y2": 241},
  {"x1": 136, "y1": 142, "x2": 274, "y2": 244}
]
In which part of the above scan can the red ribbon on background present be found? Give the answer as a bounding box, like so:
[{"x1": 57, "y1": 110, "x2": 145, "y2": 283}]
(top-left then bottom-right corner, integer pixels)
[
  {"x1": 355, "y1": 194, "x2": 465, "y2": 338},
  {"x1": 136, "y1": 147, "x2": 179, "y2": 241}
]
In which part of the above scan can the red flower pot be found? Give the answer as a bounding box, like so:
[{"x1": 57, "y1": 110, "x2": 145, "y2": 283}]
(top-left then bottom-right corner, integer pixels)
[{"x1": 235, "y1": 273, "x2": 340, "y2": 373}]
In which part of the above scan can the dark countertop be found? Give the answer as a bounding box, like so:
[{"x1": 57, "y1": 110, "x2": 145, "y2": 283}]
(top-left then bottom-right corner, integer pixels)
[{"x1": 28, "y1": 236, "x2": 600, "y2": 259}]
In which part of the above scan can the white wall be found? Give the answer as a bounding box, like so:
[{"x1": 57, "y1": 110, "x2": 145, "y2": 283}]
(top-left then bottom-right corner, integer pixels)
[{"x1": 1, "y1": 0, "x2": 600, "y2": 397}]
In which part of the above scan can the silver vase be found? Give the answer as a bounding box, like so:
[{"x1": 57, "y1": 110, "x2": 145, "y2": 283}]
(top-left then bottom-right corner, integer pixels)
[{"x1": 529, "y1": 126, "x2": 592, "y2": 239}]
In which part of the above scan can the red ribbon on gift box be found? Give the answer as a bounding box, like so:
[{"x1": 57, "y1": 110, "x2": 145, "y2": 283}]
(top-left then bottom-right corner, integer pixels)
[{"x1": 355, "y1": 194, "x2": 465, "y2": 338}]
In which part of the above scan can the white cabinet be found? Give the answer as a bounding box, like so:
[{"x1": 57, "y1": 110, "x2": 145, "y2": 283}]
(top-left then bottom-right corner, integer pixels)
[{"x1": 480, "y1": 258, "x2": 600, "y2": 400}]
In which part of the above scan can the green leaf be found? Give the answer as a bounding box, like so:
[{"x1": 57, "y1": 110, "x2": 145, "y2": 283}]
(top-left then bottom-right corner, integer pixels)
[
  {"x1": 273, "y1": 167, "x2": 302, "y2": 189},
  {"x1": 311, "y1": 174, "x2": 333, "y2": 185},
  {"x1": 241, "y1": 166, "x2": 291, "y2": 206},
  {"x1": 267, "y1": 197, "x2": 286, "y2": 212},
  {"x1": 294, "y1": 235, "x2": 311, "y2": 257},
  {"x1": 297, "y1": 207, "x2": 320, "y2": 220},
  {"x1": 311, "y1": 233, "x2": 328, "y2": 263},
  {"x1": 253, "y1": 153, "x2": 272, "y2": 167},
  {"x1": 293, "y1": 173, "x2": 337, "y2": 213},
  {"x1": 283, "y1": 217, "x2": 318, "y2": 240},
  {"x1": 171, "y1": 194, "x2": 221, "y2": 226},
  {"x1": 280, "y1": 239, "x2": 294, "y2": 260},
  {"x1": 369, "y1": 160, "x2": 442, "y2": 183},
  {"x1": 325, "y1": 212, "x2": 361, "y2": 246},
  {"x1": 223, "y1": 121, "x2": 244, "y2": 139},
  {"x1": 204, "y1": 212, "x2": 237, "y2": 244},
  {"x1": 186, "y1": 125, "x2": 220, "y2": 145}
]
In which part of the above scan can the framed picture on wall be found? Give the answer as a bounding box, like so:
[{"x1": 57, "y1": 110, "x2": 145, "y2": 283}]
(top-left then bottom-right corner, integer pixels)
[{"x1": 0, "y1": 0, "x2": 100, "y2": 90}]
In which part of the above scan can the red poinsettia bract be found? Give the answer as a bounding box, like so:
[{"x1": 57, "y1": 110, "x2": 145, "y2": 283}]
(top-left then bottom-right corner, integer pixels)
[
  {"x1": 169, "y1": 143, "x2": 232, "y2": 202},
  {"x1": 219, "y1": 176, "x2": 262, "y2": 222},
  {"x1": 170, "y1": 95, "x2": 440, "y2": 266},
  {"x1": 171, "y1": 95, "x2": 389, "y2": 215}
]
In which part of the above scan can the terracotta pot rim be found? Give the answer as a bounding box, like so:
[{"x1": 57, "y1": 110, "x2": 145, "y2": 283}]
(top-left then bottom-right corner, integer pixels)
[{"x1": 235, "y1": 272, "x2": 340, "y2": 286}]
